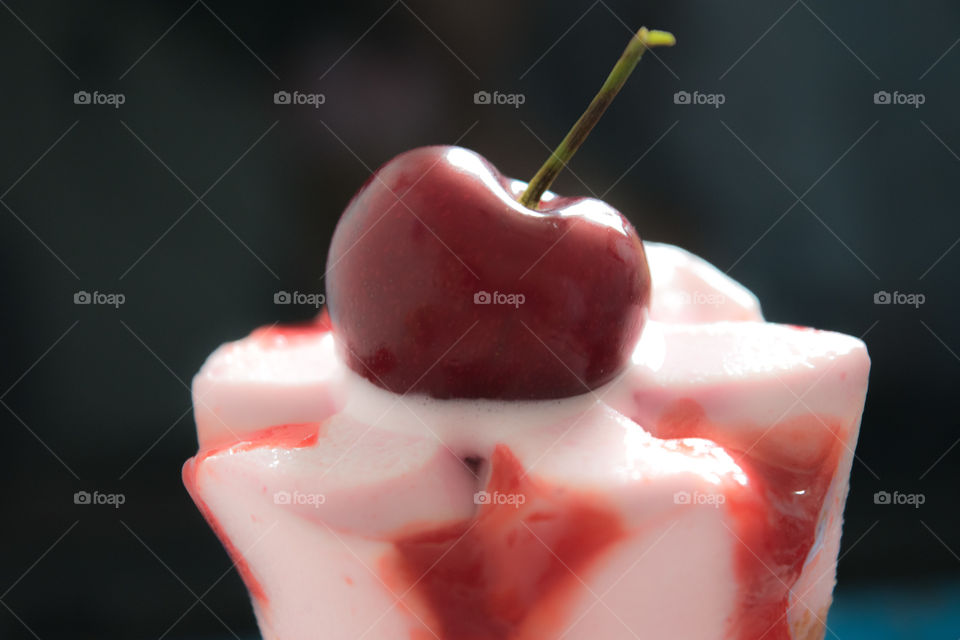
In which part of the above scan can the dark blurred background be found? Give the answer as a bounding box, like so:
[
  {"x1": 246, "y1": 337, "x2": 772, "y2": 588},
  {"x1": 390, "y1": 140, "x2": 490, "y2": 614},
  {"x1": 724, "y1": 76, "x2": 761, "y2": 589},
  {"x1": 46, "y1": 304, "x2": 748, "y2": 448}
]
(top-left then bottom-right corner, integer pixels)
[{"x1": 1, "y1": 1, "x2": 958, "y2": 638}]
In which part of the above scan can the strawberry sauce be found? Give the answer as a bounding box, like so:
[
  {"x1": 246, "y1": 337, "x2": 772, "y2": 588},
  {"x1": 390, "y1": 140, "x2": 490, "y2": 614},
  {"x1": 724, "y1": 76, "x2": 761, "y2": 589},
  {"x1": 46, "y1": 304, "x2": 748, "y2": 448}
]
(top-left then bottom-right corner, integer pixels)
[
  {"x1": 185, "y1": 396, "x2": 844, "y2": 639},
  {"x1": 722, "y1": 452, "x2": 839, "y2": 640},
  {"x1": 249, "y1": 311, "x2": 331, "y2": 345},
  {"x1": 654, "y1": 398, "x2": 843, "y2": 640},
  {"x1": 383, "y1": 445, "x2": 626, "y2": 640},
  {"x1": 380, "y1": 405, "x2": 843, "y2": 639}
]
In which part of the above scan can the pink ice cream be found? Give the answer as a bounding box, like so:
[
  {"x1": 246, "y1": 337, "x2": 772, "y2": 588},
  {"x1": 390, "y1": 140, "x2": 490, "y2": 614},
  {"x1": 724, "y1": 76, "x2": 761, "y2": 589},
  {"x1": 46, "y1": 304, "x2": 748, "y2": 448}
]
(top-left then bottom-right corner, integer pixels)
[{"x1": 184, "y1": 242, "x2": 869, "y2": 640}]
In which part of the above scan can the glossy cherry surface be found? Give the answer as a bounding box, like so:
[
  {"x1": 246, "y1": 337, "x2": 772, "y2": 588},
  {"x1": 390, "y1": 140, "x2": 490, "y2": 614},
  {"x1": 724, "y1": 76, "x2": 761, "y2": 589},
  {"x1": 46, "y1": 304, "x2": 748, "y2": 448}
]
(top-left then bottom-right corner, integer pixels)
[{"x1": 326, "y1": 145, "x2": 650, "y2": 399}]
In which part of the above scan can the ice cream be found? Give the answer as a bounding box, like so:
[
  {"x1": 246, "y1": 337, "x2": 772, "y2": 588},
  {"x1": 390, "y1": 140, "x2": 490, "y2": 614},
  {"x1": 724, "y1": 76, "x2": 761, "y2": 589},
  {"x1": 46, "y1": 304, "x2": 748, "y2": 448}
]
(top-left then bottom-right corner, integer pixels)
[{"x1": 184, "y1": 242, "x2": 869, "y2": 640}]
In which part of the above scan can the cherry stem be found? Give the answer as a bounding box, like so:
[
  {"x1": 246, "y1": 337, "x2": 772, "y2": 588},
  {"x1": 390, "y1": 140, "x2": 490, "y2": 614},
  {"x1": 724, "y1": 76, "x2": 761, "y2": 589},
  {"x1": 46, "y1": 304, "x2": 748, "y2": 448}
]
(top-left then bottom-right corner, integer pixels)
[{"x1": 517, "y1": 27, "x2": 676, "y2": 209}]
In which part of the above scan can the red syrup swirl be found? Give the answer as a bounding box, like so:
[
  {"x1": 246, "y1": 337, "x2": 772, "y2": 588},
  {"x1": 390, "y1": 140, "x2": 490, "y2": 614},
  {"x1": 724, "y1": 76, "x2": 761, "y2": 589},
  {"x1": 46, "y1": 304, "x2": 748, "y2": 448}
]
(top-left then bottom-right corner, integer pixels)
[
  {"x1": 378, "y1": 402, "x2": 843, "y2": 640},
  {"x1": 185, "y1": 388, "x2": 844, "y2": 639},
  {"x1": 382, "y1": 445, "x2": 626, "y2": 640},
  {"x1": 654, "y1": 398, "x2": 844, "y2": 640}
]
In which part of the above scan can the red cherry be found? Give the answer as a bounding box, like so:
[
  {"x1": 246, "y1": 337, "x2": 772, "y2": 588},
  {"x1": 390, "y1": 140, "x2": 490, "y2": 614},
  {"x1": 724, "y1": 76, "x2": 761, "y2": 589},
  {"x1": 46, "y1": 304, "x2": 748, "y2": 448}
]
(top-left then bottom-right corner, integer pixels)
[
  {"x1": 326, "y1": 145, "x2": 651, "y2": 399},
  {"x1": 324, "y1": 27, "x2": 674, "y2": 399}
]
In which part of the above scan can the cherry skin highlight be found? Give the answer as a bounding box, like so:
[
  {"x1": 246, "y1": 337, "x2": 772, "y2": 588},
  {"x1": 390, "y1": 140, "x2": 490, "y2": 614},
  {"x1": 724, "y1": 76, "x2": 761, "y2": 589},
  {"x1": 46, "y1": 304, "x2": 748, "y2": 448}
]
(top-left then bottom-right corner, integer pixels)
[{"x1": 326, "y1": 145, "x2": 651, "y2": 399}]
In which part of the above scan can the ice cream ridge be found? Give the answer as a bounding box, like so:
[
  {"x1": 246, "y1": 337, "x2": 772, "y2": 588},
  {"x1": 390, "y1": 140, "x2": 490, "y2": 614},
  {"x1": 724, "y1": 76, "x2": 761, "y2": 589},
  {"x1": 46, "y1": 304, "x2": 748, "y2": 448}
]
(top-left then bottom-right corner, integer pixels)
[{"x1": 183, "y1": 27, "x2": 869, "y2": 640}]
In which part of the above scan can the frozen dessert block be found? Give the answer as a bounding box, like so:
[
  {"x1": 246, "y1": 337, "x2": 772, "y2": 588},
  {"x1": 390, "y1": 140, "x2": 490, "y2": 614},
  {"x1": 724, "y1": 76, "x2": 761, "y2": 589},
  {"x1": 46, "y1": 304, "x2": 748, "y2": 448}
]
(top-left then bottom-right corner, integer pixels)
[{"x1": 184, "y1": 242, "x2": 868, "y2": 640}]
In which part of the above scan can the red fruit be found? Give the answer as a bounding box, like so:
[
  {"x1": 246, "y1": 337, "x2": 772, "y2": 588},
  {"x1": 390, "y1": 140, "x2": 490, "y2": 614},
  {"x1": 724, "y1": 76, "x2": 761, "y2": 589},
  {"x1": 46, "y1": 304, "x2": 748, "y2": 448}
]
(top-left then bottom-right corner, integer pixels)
[{"x1": 325, "y1": 145, "x2": 651, "y2": 399}]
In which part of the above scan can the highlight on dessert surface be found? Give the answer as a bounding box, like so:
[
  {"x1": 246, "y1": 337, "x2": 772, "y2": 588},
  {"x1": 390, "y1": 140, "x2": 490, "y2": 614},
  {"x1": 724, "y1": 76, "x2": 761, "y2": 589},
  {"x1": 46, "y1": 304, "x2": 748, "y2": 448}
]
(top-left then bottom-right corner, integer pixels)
[{"x1": 183, "y1": 25, "x2": 869, "y2": 640}]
